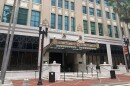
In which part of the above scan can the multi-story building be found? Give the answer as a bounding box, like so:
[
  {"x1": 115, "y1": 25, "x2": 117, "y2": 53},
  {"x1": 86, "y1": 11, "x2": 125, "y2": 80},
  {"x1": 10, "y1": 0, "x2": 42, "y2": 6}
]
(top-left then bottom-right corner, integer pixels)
[{"x1": 0, "y1": 0, "x2": 130, "y2": 71}]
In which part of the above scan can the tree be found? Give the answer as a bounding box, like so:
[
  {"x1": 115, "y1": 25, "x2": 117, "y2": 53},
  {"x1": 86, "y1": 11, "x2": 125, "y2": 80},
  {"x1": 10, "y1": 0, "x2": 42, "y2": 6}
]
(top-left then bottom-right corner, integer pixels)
[{"x1": 109, "y1": 0, "x2": 130, "y2": 25}]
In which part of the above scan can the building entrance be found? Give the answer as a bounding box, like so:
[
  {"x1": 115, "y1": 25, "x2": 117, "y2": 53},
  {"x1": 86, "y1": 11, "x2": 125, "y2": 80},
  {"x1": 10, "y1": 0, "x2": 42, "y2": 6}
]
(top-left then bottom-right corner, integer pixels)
[{"x1": 49, "y1": 52, "x2": 75, "y2": 72}]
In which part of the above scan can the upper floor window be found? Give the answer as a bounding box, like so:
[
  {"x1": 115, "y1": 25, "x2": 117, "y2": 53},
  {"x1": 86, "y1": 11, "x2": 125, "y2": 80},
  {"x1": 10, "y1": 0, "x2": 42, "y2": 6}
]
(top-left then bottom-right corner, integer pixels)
[
  {"x1": 71, "y1": 2, "x2": 75, "y2": 10},
  {"x1": 51, "y1": 13, "x2": 56, "y2": 29},
  {"x1": 89, "y1": 0, "x2": 94, "y2": 2},
  {"x1": 2, "y1": 5, "x2": 12, "y2": 23},
  {"x1": 97, "y1": 9, "x2": 102, "y2": 17},
  {"x1": 17, "y1": 8, "x2": 28, "y2": 25},
  {"x1": 114, "y1": 26, "x2": 119, "y2": 38},
  {"x1": 58, "y1": 0, "x2": 62, "y2": 8},
  {"x1": 96, "y1": 0, "x2": 100, "y2": 4},
  {"x1": 104, "y1": 0, "x2": 108, "y2": 6},
  {"x1": 58, "y1": 15, "x2": 62, "y2": 30},
  {"x1": 82, "y1": 6, "x2": 87, "y2": 14},
  {"x1": 65, "y1": 16, "x2": 69, "y2": 31},
  {"x1": 32, "y1": 0, "x2": 41, "y2": 4},
  {"x1": 30, "y1": 10, "x2": 40, "y2": 27},
  {"x1": 106, "y1": 11, "x2": 110, "y2": 19},
  {"x1": 89, "y1": 7, "x2": 94, "y2": 16},
  {"x1": 51, "y1": 0, "x2": 56, "y2": 6},
  {"x1": 98, "y1": 23, "x2": 103, "y2": 36},
  {"x1": 91, "y1": 22, "x2": 96, "y2": 35},
  {"x1": 108, "y1": 25, "x2": 112, "y2": 37},
  {"x1": 83, "y1": 20, "x2": 88, "y2": 34},
  {"x1": 112, "y1": 13, "x2": 116, "y2": 20},
  {"x1": 71, "y1": 17, "x2": 75, "y2": 31},
  {"x1": 65, "y1": 0, "x2": 69, "y2": 9}
]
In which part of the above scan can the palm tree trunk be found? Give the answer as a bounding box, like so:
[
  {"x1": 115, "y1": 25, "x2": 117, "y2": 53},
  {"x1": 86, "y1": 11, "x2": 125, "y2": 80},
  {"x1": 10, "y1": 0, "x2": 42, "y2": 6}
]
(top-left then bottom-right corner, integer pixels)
[
  {"x1": 0, "y1": 0, "x2": 16, "y2": 80},
  {"x1": 1, "y1": 0, "x2": 20, "y2": 84}
]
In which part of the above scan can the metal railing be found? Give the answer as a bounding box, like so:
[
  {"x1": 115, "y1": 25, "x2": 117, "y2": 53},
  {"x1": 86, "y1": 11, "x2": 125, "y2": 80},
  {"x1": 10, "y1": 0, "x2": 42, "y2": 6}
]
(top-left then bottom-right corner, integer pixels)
[
  {"x1": 87, "y1": 66, "x2": 99, "y2": 79},
  {"x1": 75, "y1": 64, "x2": 99, "y2": 80}
]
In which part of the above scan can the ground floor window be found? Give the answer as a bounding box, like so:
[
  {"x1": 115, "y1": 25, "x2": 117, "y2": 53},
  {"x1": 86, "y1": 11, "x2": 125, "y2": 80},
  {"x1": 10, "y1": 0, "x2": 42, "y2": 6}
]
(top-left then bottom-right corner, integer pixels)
[
  {"x1": 86, "y1": 44, "x2": 108, "y2": 65},
  {"x1": 111, "y1": 45, "x2": 124, "y2": 65},
  {"x1": 0, "y1": 33, "x2": 38, "y2": 70}
]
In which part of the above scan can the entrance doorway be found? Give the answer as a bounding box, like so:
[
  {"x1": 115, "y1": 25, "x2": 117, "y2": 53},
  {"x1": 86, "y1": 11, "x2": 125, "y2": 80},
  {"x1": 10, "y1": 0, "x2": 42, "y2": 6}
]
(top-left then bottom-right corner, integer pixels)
[{"x1": 49, "y1": 52, "x2": 75, "y2": 72}]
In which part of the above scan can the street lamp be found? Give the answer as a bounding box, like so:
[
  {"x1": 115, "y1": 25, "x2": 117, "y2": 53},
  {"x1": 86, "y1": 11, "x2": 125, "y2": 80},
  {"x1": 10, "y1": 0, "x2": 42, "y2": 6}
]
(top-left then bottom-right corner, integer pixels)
[
  {"x1": 37, "y1": 19, "x2": 48, "y2": 85},
  {"x1": 123, "y1": 35, "x2": 130, "y2": 72}
]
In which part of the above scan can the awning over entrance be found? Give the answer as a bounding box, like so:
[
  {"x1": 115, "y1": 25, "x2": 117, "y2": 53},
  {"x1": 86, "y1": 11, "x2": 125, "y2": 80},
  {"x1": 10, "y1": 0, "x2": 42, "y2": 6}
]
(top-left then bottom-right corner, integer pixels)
[{"x1": 43, "y1": 38, "x2": 99, "y2": 54}]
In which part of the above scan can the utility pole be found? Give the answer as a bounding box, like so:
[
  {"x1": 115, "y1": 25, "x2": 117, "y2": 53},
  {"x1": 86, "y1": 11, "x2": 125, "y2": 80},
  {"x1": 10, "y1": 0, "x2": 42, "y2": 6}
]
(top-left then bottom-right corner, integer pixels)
[{"x1": 1, "y1": 0, "x2": 20, "y2": 84}]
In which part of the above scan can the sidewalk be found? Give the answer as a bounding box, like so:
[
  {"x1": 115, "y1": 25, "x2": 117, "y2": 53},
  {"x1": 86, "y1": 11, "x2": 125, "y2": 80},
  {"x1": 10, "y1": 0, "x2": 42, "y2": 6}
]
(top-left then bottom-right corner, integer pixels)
[{"x1": 12, "y1": 74, "x2": 130, "y2": 86}]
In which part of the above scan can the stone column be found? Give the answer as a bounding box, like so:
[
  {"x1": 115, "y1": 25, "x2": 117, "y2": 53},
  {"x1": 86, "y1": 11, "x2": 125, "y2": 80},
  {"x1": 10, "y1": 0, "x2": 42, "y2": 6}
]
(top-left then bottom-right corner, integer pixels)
[
  {"x1": 43, "y1": 52, "x2": 49, "y2": 63},
  {"x1": 76, "y1": 54, "x2": 86, "y2": 72},
  {"x1": 82, "y1": 54, "x2": 86, "y2": 64},
  {"x1": 106, "y1": 44, "x2": 113, "y2": 65}
]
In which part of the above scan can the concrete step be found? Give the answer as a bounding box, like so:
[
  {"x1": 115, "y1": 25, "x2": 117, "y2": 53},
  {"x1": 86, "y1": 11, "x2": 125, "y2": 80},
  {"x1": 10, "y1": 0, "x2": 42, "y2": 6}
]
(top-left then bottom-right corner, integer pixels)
[{"x1": 60, "y1": 72, "x2": 110, "y2": 80}]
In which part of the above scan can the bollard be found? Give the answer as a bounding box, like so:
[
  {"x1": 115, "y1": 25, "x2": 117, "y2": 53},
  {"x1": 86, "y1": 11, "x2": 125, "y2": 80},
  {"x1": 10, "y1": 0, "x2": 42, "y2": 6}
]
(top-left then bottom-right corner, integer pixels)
[{"x1": 23, "y1": 79, "x2": 29, "y2": 86}]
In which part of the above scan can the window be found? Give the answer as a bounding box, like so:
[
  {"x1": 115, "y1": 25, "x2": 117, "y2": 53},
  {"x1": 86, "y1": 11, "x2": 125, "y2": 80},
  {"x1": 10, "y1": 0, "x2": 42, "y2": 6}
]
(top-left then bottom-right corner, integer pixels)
[
  {"x1": 106, "y1": 11, "x2": 110, "y2": 19},
  {"x1": 65, "y1": 16, "x2": 69, "y2": 31},
  {"x1": 112, "y1": 13, "x2": 116, "y2": 20},
  {"x1": 51, "y1": 13, "x2": 56, "y2": 29},
  {"x1": 71, "y1": 17, "x2": 75, "y2": 31},
  {"x1": 2, "y1": 5, "x2": 12, "y2": 23},
  {"x1": 121, "y1": 27, "x2": 124, "y2": 36},
  {"x1": 65, "y1": 0, "x2": 69, "y2": 9},
  {"x1": 91, "y1": 22, "x2": 96, "y2": 35},
  {"x1": 114, "y1": 26, "x2": 119, "y2": 38},
  {"x1": 58, "y1": 15, "x2": 62, "y2": 30},
  {"x1": 58, "y1": 0, "x2": 62, "y2": 8},
  {"x1": 82, "y1": 6, "x2": 87, "y2": 14},
  {"x1": 89, "y1": 0, "x2": 94, "y2": 2},
  {"x1": 83, "y1": 20, "x2": 88, "y2": 34},
  {"x1": 71, "y1": 2, "x2": 75, "y2": 10},
  {"x1": 97, "y1": 9, "x2": 102, "y2": 17},
  {"x1": 96, "y1": 0, "x2": 100, "y2": 4},
  {"x1": 108, "y1": 25, "x2": 112, "y2": 37},
  {"x1": 17, "y1": 8, "x2": 28, "y2": 25},
  {"x1": 51, "y1": 0, "x2": 56, "y2": 6},
  {"x1": 32, "y1": 0, "x2": 41, "y2": 4},
  {"x1": 104, "y1": 0, "x2": 108, "y2": 6},
  {"x1": 30, "y1": 10, "x2": 40, "y2": 27},
  {"x1": 89, "y1": 7, "x2": 94, "y2": 15},
  {"x1": 98, "y1": 23, "x2": 103, "y2": 36}
]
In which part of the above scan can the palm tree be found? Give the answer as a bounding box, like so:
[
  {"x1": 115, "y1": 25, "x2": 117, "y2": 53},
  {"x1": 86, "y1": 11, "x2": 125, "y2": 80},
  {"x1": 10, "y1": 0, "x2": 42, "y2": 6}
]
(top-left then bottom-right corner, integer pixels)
[{"x1": 109, "y1": 0, "x2": 130, "y2": 27}]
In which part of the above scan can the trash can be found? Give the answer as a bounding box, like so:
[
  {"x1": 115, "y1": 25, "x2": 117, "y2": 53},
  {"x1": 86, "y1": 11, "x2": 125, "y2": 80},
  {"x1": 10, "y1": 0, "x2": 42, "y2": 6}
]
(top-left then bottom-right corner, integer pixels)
[
  {"x1": 110, "y1": 70, "x2": 116, "y2": 79},
  {"x1": 49, "y1": 72, "x2": 55, "y2": 82}
]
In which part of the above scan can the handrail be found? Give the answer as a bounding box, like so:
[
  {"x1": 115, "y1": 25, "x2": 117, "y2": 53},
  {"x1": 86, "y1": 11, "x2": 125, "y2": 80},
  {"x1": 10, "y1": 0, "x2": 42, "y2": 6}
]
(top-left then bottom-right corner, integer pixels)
[
  {"x1": 61, "y1": 68, "x2": 66, "y2": 82},
  {"x1": 87, "y1": 66, "x2": 99, "y2": 79}
]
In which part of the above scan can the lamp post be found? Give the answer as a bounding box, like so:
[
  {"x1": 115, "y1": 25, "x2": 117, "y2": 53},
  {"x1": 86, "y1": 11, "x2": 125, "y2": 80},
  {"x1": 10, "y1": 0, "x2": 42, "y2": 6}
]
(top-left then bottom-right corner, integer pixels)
[
  {"x1": 37, "y1": 20, "x2": 48, "y2": 85},
  {"x1": 123, "y1": 35, "x2": 130, "y2": 72}
]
